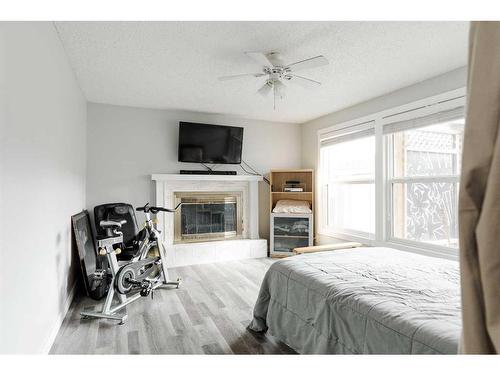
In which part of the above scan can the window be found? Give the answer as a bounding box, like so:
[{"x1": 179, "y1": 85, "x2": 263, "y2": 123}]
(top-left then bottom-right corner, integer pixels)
[
  {"x1": 387, "y1": 119, "x2": 464, "y2": 249},
  {"x1": 320, "y1": 129, "x2": 375, "y2": 238},
  {"x1": 317, "y1": 90, "x2": 465, "y2": 256}
]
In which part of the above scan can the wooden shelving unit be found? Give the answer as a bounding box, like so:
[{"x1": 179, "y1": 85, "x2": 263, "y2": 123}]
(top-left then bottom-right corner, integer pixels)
[
  {"x1": 269, "y1": 169, "x2": 314, "y2": 257},
  {"x1": 269, "y1": 169, "x2": 314, "y2": 213}
]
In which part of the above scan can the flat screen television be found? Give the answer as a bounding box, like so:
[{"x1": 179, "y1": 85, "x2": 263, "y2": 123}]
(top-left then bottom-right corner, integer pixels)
[{"x1": 178, "y1": 122, "x2": 244, "y2": 164}]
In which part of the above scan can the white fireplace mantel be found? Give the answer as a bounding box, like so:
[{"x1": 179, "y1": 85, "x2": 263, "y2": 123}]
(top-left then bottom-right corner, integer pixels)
[
  {"x1": 152, "y1": 173, "x2": 263, "y2": 182},
  {"x1": 151, "y1": 173, "x2": 266, "y2": 266}
]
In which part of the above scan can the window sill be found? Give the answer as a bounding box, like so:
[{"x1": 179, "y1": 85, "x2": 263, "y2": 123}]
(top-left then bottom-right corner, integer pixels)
[
  {"x1": 319, "y1": 231, "x2": 458, "y2": 261},
  {"x1": 317, "y1": 230, "x2": 372, "y2": 246},
  {"x1": 383, "y1": 239, "x2": 459, "y2": 261}
]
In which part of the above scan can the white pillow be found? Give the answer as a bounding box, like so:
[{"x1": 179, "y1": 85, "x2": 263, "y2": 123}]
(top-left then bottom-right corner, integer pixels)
[{"x1": 272, "y1": 199, "x2": 312, "y2": 214}]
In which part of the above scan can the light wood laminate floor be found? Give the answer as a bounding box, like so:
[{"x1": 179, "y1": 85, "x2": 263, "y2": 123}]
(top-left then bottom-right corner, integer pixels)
[{"x1": 50, "y1": 258, "x2": 296, "y2": 354}]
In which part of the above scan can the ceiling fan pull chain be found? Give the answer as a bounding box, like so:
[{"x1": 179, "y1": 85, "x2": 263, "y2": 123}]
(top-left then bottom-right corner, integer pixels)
[{"x1": 273, "y1": 82, "x2": 276, "y2": 110}]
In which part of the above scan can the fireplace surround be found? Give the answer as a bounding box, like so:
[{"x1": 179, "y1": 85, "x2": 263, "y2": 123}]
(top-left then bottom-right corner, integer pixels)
[{"x1": 152, "y1": 174, "x2": 267, "y2": 266}]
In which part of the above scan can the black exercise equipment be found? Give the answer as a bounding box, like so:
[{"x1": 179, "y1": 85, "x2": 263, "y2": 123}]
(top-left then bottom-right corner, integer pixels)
[
  {"x1": 80, "y1": 202, "x2": 182, "y2": 324},
  {"x1": 94, "y1": 203, "x2": 147, "y2": 261}
]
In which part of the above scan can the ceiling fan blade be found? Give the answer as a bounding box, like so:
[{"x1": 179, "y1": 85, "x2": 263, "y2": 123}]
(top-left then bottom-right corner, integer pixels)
[
  {"x1": 289, "y1": 74, "x2": 322, "y2": 88},
  {"x1": 257, "y1": 81, "x2": 272, "y2": 97},
  {"x1": 287, "y1": 55, "x2": 329, "y2": 72},
  {"x1": 245, "y1": 52, "x2": 273, "y2": 67},
  {"x1": 218, "y1": 73, "x2": 265, "y2": 81},
  {"x1": 266, "y1": 52, "x2": 285, "y2": 67}
]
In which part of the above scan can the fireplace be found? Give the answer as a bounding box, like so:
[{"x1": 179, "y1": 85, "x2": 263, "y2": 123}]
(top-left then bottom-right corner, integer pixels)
[
  {"x1": 173, "y1": 192, "x2": 243, "y2": 243},
  {"x1": 153, "y1": 174, "x2": 266, "y2": 266}
]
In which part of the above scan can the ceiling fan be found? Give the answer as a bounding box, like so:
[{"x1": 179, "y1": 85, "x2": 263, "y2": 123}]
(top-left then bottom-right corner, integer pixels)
[{"x1": 218, "y1": 52, "x2": 329, "y2": 109}]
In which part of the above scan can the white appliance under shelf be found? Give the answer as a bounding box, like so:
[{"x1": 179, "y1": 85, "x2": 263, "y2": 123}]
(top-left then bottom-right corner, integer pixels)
[{"x1": 270, "y1": 213, "x2": 313, "y2": 257}]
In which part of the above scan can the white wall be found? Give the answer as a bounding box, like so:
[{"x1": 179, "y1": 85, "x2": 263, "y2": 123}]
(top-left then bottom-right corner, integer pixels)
[
  {"x1": 86, "y1": 103, "x2": 302, "y2": 240},
  {"x1": 0, "y1": 22, "x2": 87, "y2": 353}
]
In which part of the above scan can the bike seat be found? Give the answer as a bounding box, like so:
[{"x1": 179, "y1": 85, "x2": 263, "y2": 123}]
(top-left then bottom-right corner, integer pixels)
[{"x1": 100, "y1": 219, "x2": 126, "y2": 230}]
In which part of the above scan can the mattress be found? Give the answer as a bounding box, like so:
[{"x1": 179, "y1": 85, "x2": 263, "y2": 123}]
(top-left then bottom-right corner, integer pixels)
[{"x1": 248, "y1": 247, "x2": 461, "y2": 354}]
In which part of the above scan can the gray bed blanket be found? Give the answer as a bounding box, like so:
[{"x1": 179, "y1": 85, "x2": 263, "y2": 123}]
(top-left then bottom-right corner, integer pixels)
[{"x1": 248, "y1": 247, "x2": 461, "y2": 354}]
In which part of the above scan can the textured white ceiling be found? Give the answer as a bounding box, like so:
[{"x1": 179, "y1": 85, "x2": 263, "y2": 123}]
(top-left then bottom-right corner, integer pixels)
[{"x1": 55, "y1": 21, "x2": 469, "y2": 123}]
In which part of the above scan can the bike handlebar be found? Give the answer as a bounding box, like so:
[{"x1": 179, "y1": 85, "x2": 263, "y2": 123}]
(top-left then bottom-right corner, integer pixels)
[{"x1": 136, "y1": 203, "x2": 181, "y2": 214}]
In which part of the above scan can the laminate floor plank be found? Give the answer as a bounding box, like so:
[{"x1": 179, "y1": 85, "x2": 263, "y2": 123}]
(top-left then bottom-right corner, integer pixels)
[
  {"x1": 202, "y1": 342, "x2": 226, "y2": 354},
  {"x1": 209, "y1": 313, "x2": 253, "y2": 354},
  {"x1": 51, "y1": 258, "x2": 296, "y2": 354},
  {"x1": 176, "y1": 289, "x2": 204, "y2": 326},
  {"x1": 127, "y1": 330, "x2": 140, "y2": 354}
]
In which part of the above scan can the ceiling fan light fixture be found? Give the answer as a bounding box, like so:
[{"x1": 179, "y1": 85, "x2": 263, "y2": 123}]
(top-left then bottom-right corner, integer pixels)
[
  {"x1": 257, "y1": 80, "x2": 273, "y2": 97},
  {"x1": 218, "y1": 51, "x2": 329, "y2": 109},
  {"x1": 274, "y1": 80, "x2": 286, "y2": 99}
]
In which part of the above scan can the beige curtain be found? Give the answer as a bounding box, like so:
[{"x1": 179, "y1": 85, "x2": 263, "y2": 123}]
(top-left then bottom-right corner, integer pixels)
[{"x1": 459, "y1": 21, "x2": 500, "y2": 354}]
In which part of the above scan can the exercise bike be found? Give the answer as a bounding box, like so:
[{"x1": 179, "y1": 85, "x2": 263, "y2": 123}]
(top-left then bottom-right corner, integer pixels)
[{"x1": 80, "y1": 203, "x2": 181, "y2": 324}]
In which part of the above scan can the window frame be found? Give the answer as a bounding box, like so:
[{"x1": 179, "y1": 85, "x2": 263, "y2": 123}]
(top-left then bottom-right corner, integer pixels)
[
  {"x1": 317, "y1": 88, "x2": 466, "y2": 259},
  {"x1": 320, "y1": 134, "x2": 375, "y2": 240},
  {"x1": 323, "y1": 178, "x2": 376, "y2": 240},
  {"x1": 385, "y1": 139, "x2": 462, "y2": 251}
]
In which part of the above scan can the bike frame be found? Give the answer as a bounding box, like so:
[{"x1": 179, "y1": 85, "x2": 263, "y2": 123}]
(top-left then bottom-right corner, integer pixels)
[{"x1": 80, "y1": 209, "x2": 180, "y2": 324}]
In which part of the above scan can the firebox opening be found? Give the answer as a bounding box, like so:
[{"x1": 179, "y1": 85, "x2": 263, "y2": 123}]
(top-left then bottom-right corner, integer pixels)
[{"x1": 174, "y1": 192, "x2": 243, "y2": 243}]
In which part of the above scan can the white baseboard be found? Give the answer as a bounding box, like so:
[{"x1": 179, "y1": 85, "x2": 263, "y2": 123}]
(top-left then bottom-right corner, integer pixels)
[{"x1": 41, "y1": 282, "x2": 77, "y2": 354}]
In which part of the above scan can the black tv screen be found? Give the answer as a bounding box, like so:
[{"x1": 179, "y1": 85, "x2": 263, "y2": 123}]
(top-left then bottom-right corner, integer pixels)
[{"x1": 178, "y1": 122, "x2": 244, "y2": 164}]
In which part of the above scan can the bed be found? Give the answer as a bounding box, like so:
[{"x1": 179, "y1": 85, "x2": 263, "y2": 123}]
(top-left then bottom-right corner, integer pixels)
[{"x1": 248, "y1": 247, "x2": 461, "y2": 354}]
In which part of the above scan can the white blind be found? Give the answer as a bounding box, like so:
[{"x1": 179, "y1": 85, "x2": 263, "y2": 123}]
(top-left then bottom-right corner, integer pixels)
[
  {"x1": 382, "y1": 106, "x2": 465, "y2": 134},
  {"x1": 320, "y1": 120, "x2": 375, "y2": 147}
]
